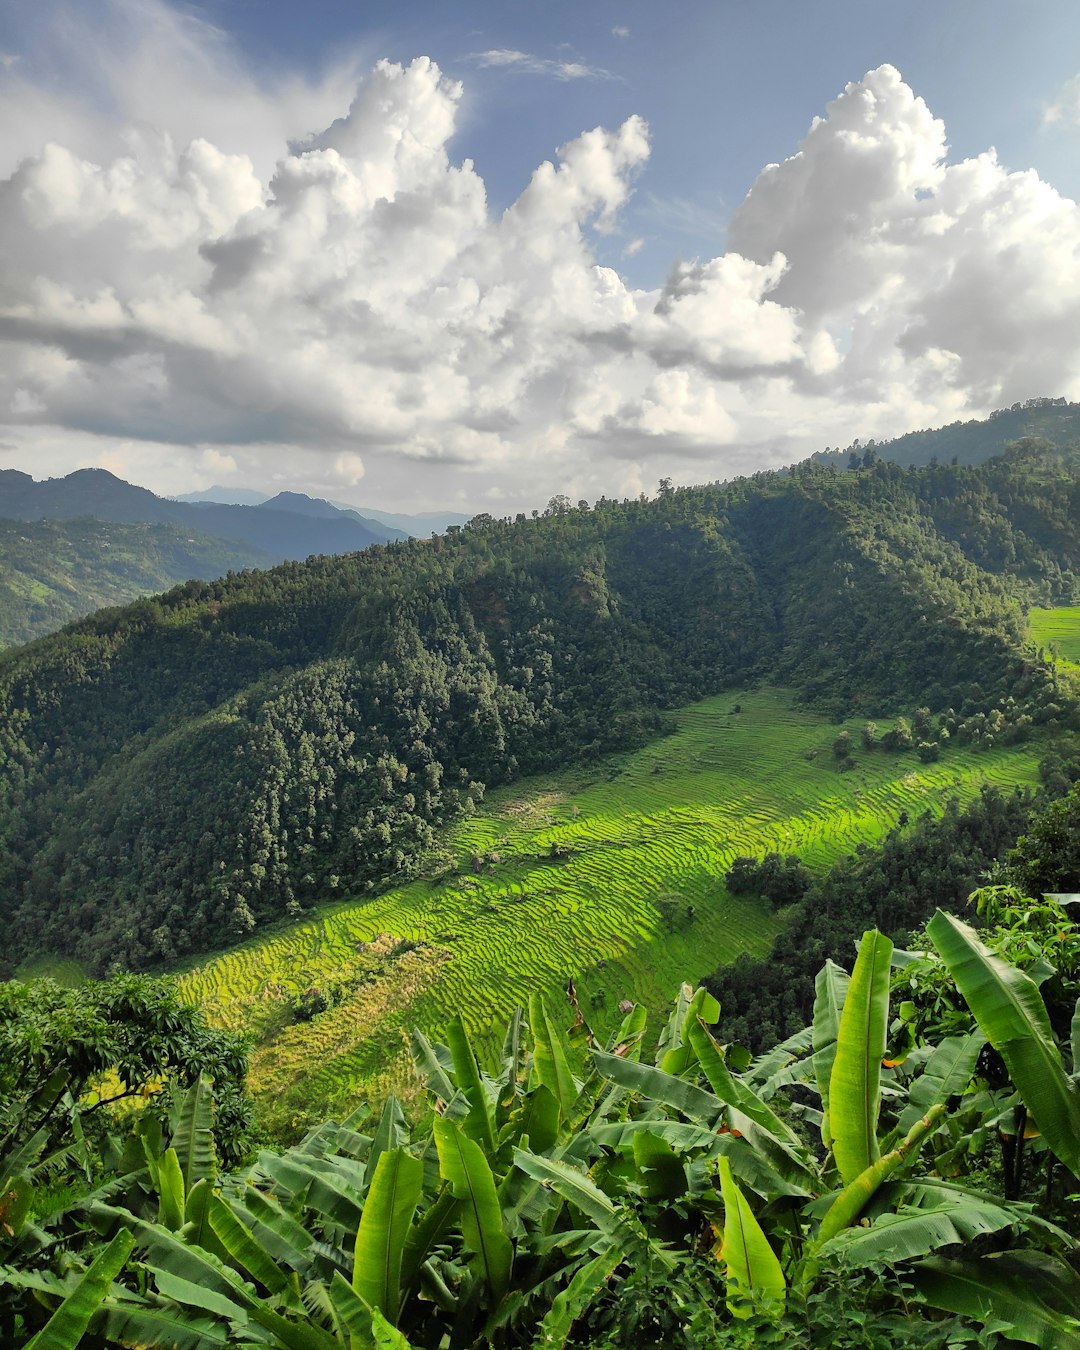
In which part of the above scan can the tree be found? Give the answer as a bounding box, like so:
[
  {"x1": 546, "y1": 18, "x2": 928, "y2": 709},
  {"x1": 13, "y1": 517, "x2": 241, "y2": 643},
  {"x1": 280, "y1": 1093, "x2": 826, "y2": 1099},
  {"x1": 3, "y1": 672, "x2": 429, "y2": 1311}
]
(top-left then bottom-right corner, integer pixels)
[{"x1": 0, "y1": 973, "x2": 251, "y2": 1169}]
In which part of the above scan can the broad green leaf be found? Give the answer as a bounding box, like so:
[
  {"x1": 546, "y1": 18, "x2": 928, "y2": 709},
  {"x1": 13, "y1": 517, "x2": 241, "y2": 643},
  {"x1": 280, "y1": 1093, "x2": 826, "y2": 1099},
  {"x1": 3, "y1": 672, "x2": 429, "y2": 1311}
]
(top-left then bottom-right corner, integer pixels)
[
  {"x1": 913, "y1": 1251, "x2": 1080, "y2": 1348},
  {"x1": 500, "y1": 1006, "x2": 526, "y2": 1088},
  {"x1": 1071, "y1": 996, "x2": 1080, "y2": 1075},
  {"x1": 180, "y1": 1176, "x2": 215, "y2": 1251},
  {"x1": 632, "y1": 1131, "x2": 686, "y2": 1200},
  {"x1": 687, "y1": 1017, "x2": 805, "y2": 1151},
  {"x1": 447, "y1": 1016, "x2": 498, "y2": 1155},
  {"x1": 410, "y1": 1029, "x2": 456, "y2": 1103},
  {"x1": 817, "y1": 1197, "x2": 1029, "y2": 1267},
  {"x1": 92, "y1": 1303, "x2": 229, "y2": 1349},
  {"x1": 607, "y1": 1000, "x2": 647, "y2": 1059},
  {"x1": 156, "y1": 1147, "x2": 185, "y2": 1232},
  {"x1": 829, "y1": 930, "x2": 892, "y2": 1184},
  {"x1": 529, "y1": 993, "x2": 579, "y2": 1118},
  {"x1": 512, "y1": 1148, "x2": 670, "y2": 1267},
  {"x1": 661, "y1": 987, "x2": 720, "y2": 1076},
  {"x1": 929, "y1": 910, "x2": 1080, "y2": 1177},
  {"x1": 812, "y1": 960, "x2": 849, "y2": 1148},
  {"x1": 716, "y1": 1156, "x2": 785, "y2": 1320},
  {"x1": 172, "y1": 1071, "x2": 217, "y2": 1194},
  {"x1": 591, "y1": 1049, "x2": 720, "y2": 1123},
  {"x1": 534, "y1": 1246, "x2": 622, "y2": 1349},
  {"x1": 655, "y1": 982, "x2": 694, "y2": 1066},
  {"x1": 434, "y1": 1116, "x2": 512, "y2": 1304},
  {"x1": 896, "y1": 1032, "x2": 985, "y2": 1134},
  {"x1": 520, "y1": 1083, "x2": 560, "y2": 1154},
  {"x1": 746, "y1": 1023, "x2": 815, "y2": 1094},
  {"x1": 151, "y1": 1267, "x2": 251, "y2": 1322},
  {"x1": 24, "y1": 1228, "x2": 134, "y2": 1350},
  {"x1": 353, "y1": 1147, "x2": 424, "y2": 1323},
  {"x1": 367, "y1": 1094, "x2": 409, "y2": 1184},
  {"x1": 372, "y1": 1305, "x2": 418, "y2": 1348},
  {"x1": 208, "y1": 1193, "x2": 293, "y2": 1298}
]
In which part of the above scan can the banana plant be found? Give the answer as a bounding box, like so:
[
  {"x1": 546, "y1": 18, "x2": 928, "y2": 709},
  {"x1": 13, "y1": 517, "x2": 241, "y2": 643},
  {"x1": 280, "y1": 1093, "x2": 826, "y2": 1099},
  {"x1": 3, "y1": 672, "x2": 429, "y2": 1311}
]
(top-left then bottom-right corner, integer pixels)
[{"x1": 588, "y1": 933, "x2": 1080, "y2": 1347}]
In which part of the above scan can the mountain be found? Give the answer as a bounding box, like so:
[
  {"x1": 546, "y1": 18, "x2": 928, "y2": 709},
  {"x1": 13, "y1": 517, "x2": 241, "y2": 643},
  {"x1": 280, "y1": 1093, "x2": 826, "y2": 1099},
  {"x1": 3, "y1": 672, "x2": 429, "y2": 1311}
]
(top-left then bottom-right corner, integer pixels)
[
  {"x1": 258, "y1": 492, "x2": 410, "y2": 540},
  {"x1": 1, "y1": 442, "x2": 1077, "y2": 975},
  {"x1": 176, "y1": 483, "x2": 471, "y2": 536},
  {"x1": 0, "y1": 518, "x2": 273, "y2": 648},
  {"x1": 813, "y1": 397, "x2": 1080, "y2": 471},
  {"x1": 0, "y1": 468, "x2": 401, "y2": 559},
  {"x1": 327, "y1": 502, "x2": 473, "y2": 536},
  {"x1": 175, "y1": 485, "x2": 269, "y2": 506}
]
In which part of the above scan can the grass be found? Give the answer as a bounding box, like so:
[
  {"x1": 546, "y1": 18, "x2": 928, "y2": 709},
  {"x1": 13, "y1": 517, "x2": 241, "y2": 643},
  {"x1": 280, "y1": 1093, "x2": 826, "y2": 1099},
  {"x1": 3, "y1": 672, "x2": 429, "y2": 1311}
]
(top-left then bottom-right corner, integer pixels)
[
  {"x1": 178, "y1": 687, "x2": 1046, "y2": 1138},
  {"x1": 1029, "y1": 606, "x2": 1080, "y2": 674}
]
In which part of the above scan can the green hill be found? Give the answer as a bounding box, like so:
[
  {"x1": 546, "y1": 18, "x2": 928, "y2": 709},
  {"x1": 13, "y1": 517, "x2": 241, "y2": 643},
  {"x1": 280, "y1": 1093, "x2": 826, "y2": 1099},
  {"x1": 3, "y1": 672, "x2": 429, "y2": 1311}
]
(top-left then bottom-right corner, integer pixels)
[
  {"x1": 1, "y1": 449, "x2": 1077, "y2": 976},
  {"x1": 175, "y1": 685, "x2": 1046, "y2": 1136},
  {"x1": 0, "y1": 517, "x2": 273, "y2": 647}
]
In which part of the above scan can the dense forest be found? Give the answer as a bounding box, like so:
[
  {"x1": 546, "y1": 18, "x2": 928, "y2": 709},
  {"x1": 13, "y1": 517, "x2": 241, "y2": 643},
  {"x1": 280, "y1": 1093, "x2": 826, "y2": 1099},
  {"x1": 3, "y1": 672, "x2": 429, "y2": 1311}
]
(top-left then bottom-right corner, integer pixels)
[{"x1": 1, "y1": 442, "x2": 1078, "y2": 974}]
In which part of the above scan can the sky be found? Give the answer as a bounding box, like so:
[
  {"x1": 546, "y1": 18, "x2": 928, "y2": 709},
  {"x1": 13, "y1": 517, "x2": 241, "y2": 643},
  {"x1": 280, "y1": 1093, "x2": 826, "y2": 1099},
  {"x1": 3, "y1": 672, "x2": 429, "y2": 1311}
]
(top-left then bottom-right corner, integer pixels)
[{"x1": 3, "y1": 2, "x2": 1080, "y2": 514}]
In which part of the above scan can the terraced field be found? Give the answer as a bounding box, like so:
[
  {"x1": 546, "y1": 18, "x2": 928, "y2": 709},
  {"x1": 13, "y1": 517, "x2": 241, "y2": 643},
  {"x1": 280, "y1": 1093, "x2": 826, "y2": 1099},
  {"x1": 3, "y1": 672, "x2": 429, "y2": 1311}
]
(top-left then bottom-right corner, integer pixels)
[
  {"x1": 1029, "y1": 605, "x2": 1080, "y2": 674},
  {"x1": 179, "y1": 688, "x2": 1045, "y2": 1137}
]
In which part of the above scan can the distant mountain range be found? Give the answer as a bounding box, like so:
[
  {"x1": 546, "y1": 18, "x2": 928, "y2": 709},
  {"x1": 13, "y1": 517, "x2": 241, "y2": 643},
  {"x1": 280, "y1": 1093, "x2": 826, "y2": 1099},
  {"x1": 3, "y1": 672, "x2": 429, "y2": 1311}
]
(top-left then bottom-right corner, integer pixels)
[
  {"x1": 175, "y1": 485, "x2": 471, "y2": 536},
  {"x1": 0, "y1": 468, "x2": 467, "y2": 647}
]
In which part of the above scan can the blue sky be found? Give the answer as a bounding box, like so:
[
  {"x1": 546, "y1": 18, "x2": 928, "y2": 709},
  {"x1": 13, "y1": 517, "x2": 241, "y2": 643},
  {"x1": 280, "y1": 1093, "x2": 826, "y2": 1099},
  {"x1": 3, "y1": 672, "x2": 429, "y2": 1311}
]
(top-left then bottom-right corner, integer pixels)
[{"x1": 2, "y1": 0, "x2": 1080, "y2": 511}]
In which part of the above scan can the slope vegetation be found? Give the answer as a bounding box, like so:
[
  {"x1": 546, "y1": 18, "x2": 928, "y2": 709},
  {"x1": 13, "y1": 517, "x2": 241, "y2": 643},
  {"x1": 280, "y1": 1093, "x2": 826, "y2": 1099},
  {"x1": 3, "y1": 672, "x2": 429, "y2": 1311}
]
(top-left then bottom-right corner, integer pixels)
[
  {"x1": 177, "y1": 687, "x2": 1046, "y2": 1135},
  {"x1": 0, "y1": 517, "x2": 272, "y2": 647},
  {"x1": 0, "y1": 450, "x2": 1076, "y2": 974}
]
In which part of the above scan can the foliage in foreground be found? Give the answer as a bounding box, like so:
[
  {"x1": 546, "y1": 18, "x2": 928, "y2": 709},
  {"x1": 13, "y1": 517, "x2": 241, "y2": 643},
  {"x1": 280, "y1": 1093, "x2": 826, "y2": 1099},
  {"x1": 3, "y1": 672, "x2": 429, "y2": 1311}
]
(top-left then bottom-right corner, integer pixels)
[{"x1": 4, "y1": 893, "x2": 1080, "y2": 1347}]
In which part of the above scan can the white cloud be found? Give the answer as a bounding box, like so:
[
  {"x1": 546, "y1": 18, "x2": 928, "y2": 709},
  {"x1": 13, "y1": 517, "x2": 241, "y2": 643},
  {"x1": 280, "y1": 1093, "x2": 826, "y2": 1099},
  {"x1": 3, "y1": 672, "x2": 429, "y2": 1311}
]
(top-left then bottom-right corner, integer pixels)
[
  {"x1": 468, "y1": 49, "x2": 613, "y2": 81},
  {"x1": 1044, "y1": 74, "x2": 1080, "y2": 126},
  {"x1": 2, "y1": 21, "x2": 1080, "y2": 511},
  {"x1": 612, "y1": 26, "x2": 631, "y2": 40}
]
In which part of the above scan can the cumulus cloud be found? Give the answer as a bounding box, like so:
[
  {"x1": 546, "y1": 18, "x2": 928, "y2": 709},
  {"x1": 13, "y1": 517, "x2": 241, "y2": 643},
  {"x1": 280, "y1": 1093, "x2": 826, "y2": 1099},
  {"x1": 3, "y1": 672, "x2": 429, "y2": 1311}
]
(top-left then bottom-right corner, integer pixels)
[{"x1": 2, "y1": 20, "x2": 1080, "y2": 510}]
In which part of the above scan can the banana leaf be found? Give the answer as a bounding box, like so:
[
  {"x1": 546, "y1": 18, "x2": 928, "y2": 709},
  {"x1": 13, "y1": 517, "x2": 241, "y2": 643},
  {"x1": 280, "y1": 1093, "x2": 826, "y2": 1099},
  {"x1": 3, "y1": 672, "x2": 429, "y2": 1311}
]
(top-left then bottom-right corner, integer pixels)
[
  {"x1": 812, "y1": 960, "x2": 849, "y2": 1149},
  {"x1": 512, "y1": 1148, "x2": 670, "y2": 1268},
  {"x1": 816, "y1": 1196, "x2": 1029, "y2": 1267},
  {"x1": 913, "y1": 1250, "x2": 1080, "y2": 1348},
  {"x1": 24, "y1": 1228, "x2": 134, "y2": 1350},
  {"x1": 447, "y1": 1017, "x2": 498, "y2": 1156},
  {"x1": 660, "y1": 987, "x2": 719, "y2": 1076},
  {"x1": 591, "y1": 1050, "x2": 720, "y2": 1123},
  {"x1": 533, "y1": 1246, "x2": 622, "y2": 1349},
  {"x1": 716, "y1": 1155, "x2": 785, "y2": 1320},
  {"x1": 829, "y1": 931, "x2": 892, "y2": 1185},
  {"x1": 687, "y1": 1017, "x2": 805, "y2": 1151},
  {"x1": 367, "y1": 1095, "x2": 410, "y2": 1184},
  {"x1": 529, "y1": 993, "x2": 579, "y2": 1119},
  {"x1": 929, "y1": 910, "x2": 1080, "y2": 1177},
  {"x1": 353, "y1": 1147, "x2": 424, "y2": 1323},
  {"x1": 92, "y1": 1302, "x2": 230, "y2": 1349},
  {"x1": 896, "y1": 1032, "x2": 985, "y2": 1135},
  {"x1": 208, "y1": 1193, "x2": 295, "y2": 1301},
  {"x1": 156, "y1": 1147, "x2": 186, "y2": 1232},
  {"x1": 434, "y1": 1116, "x2": 512, "y2": 1304},
  {"x1": 172, "y1": 1071, "x2": 217, "y2": 1194}
]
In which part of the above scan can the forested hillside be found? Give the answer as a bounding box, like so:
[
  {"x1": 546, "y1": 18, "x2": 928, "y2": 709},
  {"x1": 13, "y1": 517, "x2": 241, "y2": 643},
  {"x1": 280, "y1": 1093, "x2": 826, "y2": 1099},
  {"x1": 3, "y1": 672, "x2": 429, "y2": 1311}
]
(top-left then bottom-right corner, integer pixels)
[
  {"x1": 0, "y1": 517, "x2": 272, "y2": 647},
  {"x1": 1, "y1": 446, "x2": 1078, "y2": 975}
]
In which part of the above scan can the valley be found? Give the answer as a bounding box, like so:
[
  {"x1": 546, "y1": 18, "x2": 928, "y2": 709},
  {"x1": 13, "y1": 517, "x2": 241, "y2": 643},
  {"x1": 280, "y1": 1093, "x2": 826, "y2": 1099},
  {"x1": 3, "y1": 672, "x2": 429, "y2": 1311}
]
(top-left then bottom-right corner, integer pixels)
[{"x1": 178, "y1": 685, "x2": 1046, "y2": 1137}]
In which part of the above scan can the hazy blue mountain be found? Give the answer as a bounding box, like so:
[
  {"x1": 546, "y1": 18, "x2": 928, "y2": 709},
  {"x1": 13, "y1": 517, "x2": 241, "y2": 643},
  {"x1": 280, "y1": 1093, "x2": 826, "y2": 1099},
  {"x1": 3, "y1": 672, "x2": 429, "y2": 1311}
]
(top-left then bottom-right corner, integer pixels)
[
  {"x1": 326, "y1": 500, "x2": 472, "y2": 535},
  {"x1": 175, "y1": 485, "x2": 269, "y2": 506},
  {"x1": 0, "y1": 469, "x2": 396, "y2": 560},
  {"x1": 257, "y1": 492, "x2": 410, "y2": 540}
]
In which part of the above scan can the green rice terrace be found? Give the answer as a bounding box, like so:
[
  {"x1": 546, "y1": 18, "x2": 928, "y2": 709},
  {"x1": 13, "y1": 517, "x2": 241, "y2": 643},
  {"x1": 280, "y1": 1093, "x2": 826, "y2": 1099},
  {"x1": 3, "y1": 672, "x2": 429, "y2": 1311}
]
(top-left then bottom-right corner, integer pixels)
[
  {"x1": 178, "y1": 687, "x2": 1046, "y2": 1138},
  {"x1": 1029, "y1": 604, "x2": 1080, "y2": 675}
]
